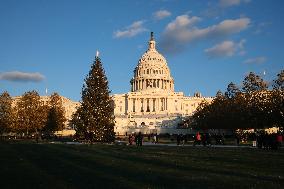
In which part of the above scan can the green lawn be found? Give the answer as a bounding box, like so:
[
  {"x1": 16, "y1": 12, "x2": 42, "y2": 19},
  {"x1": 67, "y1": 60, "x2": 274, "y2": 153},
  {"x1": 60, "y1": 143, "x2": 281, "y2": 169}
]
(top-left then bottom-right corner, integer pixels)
[{"x1": 0, "y1": 141, "x2": 283, "y2": 189}]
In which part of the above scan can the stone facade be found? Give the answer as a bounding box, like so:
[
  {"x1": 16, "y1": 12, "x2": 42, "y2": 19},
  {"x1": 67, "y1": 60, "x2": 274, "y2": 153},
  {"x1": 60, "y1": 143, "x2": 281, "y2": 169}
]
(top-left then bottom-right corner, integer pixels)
[{"x1": 113, "y1": 32, "x2": 213, "y2": 135}]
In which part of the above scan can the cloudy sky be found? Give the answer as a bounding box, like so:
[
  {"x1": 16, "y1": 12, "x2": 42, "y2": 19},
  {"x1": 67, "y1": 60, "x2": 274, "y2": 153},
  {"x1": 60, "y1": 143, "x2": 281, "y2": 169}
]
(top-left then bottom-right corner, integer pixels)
[{"x1": 0, "y1": 0, "x2": 283, "y2": 101}]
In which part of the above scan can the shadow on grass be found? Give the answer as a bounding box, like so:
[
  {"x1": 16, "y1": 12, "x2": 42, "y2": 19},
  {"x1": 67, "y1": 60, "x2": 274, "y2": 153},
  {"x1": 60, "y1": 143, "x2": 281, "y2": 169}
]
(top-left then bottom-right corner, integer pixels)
[{"x1": 0, "y1": 142, "x2": 283, "y2": 189}]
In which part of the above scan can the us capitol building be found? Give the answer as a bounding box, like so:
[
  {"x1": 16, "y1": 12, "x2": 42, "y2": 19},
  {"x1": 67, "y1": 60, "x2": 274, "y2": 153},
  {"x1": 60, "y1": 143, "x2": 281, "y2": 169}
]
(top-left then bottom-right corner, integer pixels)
[{"x1": 113, "y1": 32, "x2": 213, "y2": 135}]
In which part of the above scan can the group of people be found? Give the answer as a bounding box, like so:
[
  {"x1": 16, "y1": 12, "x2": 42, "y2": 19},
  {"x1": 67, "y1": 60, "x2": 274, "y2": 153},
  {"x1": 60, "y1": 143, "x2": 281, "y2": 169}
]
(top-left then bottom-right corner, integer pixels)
[
  {"x1": 193, "y1": 132, "x2": 213, "y2": 146},
  {"x1": 128, "y1": 132, "x2": 143, "y2": 146},
  {"x1": 176, "y1": 134, "x2": 187, "y2": 145},
  {"x1": 256, "y1": 132, "x2": 282, "y2": 150},
  {"x1": 148, "y1": 133, "x2": 158, "y2": 144}
]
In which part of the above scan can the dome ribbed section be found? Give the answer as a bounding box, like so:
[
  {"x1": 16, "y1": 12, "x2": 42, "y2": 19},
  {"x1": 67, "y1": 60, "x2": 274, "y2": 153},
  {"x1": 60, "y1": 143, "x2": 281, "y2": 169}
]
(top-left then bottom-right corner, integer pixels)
[{"x1": 130, "y1": 32, "x2": 174, "y2": 92}]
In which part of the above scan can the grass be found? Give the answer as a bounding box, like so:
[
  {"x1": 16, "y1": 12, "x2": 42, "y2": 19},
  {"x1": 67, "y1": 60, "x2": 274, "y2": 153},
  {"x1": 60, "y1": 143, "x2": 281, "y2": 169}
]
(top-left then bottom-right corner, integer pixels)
[{"x1": 0, "y1": 141, "x2": 283, "y2": 189}]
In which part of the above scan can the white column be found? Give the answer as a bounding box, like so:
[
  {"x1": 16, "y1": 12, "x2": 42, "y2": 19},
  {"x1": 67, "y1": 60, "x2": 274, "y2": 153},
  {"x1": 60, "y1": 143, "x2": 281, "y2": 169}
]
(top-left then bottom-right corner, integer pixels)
[
  {"x1": 157, "y1": 79, "x2": 159, "y2": 88},
  {"x1": 157, "y1": 98, "x2": 159, "y2": 113}
]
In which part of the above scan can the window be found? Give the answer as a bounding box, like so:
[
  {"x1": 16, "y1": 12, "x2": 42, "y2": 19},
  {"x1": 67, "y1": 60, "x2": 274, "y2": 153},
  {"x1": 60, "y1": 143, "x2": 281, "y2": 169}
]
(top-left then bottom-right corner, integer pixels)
[
  {"x1": 153, "y1": 99, "x2": 156, "y2": 112},
  {"x1": 146, "y1": 99, "x2": 150, "y2": 112},
  {"x1": 132, "y1": 99, "x2": 135, "y2": 112},
  {"x1": 161, "y1": 99, "x2": 164, "y2": 111},
  {"x1": 141, "y1": 99, "x2": 144, "y2": 112}
]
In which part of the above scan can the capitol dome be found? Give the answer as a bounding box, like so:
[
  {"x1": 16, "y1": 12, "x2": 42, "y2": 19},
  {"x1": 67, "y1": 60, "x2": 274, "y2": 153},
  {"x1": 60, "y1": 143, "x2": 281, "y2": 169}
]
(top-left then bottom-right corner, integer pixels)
[{"x1": 130, "y1": 32, "x2": 174, "y2": 92}]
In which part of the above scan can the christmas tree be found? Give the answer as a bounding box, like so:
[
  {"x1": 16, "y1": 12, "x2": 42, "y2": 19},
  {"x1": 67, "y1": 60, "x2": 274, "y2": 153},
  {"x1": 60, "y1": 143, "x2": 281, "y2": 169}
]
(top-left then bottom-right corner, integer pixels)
[{"x1": 79, "y1": 53, "x2": 115, "y2": 142}]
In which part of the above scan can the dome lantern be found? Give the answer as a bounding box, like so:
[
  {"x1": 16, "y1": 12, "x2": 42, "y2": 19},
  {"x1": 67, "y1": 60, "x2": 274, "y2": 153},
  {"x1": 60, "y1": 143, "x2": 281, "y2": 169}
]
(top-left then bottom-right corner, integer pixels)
[
  {"x1": 130, "y1": 32, "x2": 174, "y2": 92},
  {"x1": 148, "y1": 32, "x2": 156, "y2": 51}
]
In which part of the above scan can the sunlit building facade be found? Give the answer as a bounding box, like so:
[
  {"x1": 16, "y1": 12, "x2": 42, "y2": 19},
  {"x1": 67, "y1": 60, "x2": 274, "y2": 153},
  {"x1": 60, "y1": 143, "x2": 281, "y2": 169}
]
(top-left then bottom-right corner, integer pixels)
[{"x1": 113, "y1": 33, "x2": 213, "y2": 135}]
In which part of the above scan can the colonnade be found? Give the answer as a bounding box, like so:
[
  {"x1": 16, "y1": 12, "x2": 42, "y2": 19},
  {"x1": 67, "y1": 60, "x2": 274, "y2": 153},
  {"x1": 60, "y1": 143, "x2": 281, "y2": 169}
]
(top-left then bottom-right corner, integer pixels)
[
  {"x1": 131, "y1": 79, "x2": 173, "y2": 91},
  {"x1": 128, "y1": 97, "x2": 168, "y2": 113}
]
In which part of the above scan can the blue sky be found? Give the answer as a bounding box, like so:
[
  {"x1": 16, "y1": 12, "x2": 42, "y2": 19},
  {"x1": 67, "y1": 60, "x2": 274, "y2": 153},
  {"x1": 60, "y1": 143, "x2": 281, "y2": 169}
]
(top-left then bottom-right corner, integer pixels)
[{"x1": 0, "y1": 0, "x2": 283, "y2": 101}]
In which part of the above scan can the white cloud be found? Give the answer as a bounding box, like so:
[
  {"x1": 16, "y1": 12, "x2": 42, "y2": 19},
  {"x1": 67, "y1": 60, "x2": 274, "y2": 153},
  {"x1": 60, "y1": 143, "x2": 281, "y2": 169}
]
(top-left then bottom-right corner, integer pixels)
[
  {"x1": 153, "y1": 10, "x2": 171, "y2": 20},
  {"x1": 219, "y1": 0, "x2": 251, "y2": 8},
  {"x1": 160, "y1": 14, "x2": 250, "y2": 54},
  {"x1": 0, "y1": 71, "x2": 45, "y2": 82},
  {"x1": 113, "y1": 20, "x2": 148, "y2": 38},
  {"x1": 165, "y1": 15, "x2": 201, "y2": 32},
  {"x1": 205, "y1": 41, "x2": 234, "y2": 58},
  {"x1": 205, "y1": 39, "x2": 246, "y2": 58},
  {"x1": 243, "y1": 56, "x2": 267, "y2": 64}
]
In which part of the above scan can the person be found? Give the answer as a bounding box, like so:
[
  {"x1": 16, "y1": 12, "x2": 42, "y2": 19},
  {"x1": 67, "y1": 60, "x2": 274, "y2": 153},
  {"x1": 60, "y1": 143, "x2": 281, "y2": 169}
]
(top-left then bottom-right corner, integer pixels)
[
  {"x1": 153, "y1": 133, "x2": 157, "y2": 144},
  {"x1": 35, "y1": 133, "x2": 39, "y2": 143},
  {"x1": 181, "y1": 134, "x2": 185, "y2": 146},
  {"x1": 206, "y1": 133, "x2": 211, "y2": 146},
  {"x1": 137, "y1": 132, "x2": 143, "y2": 146},
  {"x1": 194, "y1": 132, "x2": 201, "y2": 146},
  {"x1": 177, "y1": 134, "x2": 181, "y2": 145},
  {"x1": 134, "y1": 133, "x2": 138, "y2": 146},
  {"x1": 235, "y1": 134, "x2": 240, "y2": 146},
  {"x1": 277, "y1": 132, "x2": 283, "y2": 148},
  {"x1": 202, "y1": 133, "x2": 206, "y2": 146},
  {"x1": 129, "y1": 134, "x2": 133, "y2": 145}
]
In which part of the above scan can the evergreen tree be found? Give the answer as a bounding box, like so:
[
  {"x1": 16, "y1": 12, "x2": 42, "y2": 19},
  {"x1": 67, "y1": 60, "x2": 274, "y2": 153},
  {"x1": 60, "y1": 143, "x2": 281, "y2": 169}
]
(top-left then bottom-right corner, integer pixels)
[
  {"x1": 0, "y1": 91, "x2": 13, "y2": 136},
  {"x1": 44, "y1": 93, "x2": 66, "y2": 133},
  {"x1": 79, "y1": 54, "x2": 115, "y2": 142},
  {"x1": 70, "y1": 106, "x2": 86, "y2": 139}
]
